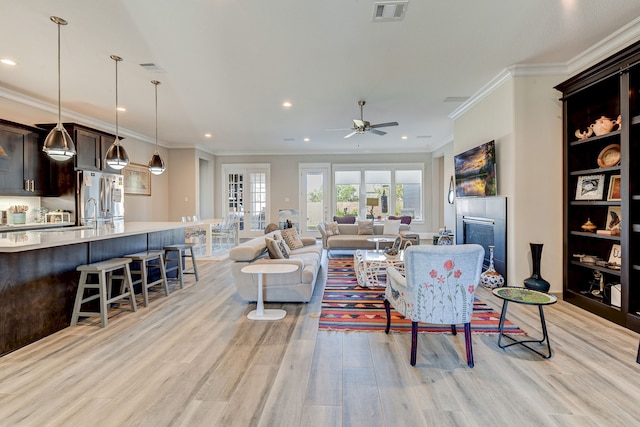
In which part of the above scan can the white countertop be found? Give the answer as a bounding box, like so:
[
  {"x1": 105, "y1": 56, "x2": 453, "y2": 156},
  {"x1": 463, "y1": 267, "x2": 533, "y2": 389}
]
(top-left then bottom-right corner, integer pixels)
[{"x1": 0, "y1": 222, "x2": 187, "y2": 253}]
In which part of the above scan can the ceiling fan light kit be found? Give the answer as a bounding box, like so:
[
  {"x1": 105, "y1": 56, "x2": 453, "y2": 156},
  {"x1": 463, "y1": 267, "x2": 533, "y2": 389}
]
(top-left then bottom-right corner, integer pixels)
[{"x1": 333, "y1": 100, "x2": 398, "y2": 139}]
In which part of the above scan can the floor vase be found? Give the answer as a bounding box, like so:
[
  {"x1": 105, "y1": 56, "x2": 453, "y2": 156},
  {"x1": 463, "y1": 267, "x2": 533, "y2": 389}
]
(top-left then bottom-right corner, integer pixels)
[{"x1": 524, "y1": 243, "x2": 550, "y2": 292}]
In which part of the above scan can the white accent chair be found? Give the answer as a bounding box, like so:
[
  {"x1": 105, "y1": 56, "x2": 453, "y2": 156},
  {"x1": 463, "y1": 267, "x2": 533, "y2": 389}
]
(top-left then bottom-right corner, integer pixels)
[{"x1": 384, "y1": 244, "x2": 484, "y2": 367}]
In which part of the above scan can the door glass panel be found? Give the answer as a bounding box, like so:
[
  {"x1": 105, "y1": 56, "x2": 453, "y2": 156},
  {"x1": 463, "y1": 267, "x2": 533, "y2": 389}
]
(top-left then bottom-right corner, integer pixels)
[
  {"x1": 249, "y1": 172, "x2": 266, "y2": 231},
  {"x1": 227, "y1": 173, "x2": 244, "y2": 230},
  {"x1": 305, "y1": 171, "x2": 324, "y2": 232}
]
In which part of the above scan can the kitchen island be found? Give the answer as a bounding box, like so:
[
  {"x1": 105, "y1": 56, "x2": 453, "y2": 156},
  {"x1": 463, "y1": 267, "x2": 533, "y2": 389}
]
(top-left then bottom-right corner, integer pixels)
[{"x1": 0, "y1": 222, "x2": 187, "y2": 355}]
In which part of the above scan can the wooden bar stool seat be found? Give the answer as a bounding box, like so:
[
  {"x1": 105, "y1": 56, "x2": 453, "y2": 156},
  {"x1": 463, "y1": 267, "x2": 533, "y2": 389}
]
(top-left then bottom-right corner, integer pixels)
[
  {"x1": 163, "y1": 243, "x2": 199, "y2": 289},
  {"x1": 71, "y1": 258, "x2": 137, "y2": 328},
  {"x1": 124, "y1": 250, "x2": 170, "y2": 306}
]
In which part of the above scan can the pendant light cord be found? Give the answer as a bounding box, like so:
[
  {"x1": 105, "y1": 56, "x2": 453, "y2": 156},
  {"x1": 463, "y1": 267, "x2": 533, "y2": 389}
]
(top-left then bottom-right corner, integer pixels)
[
  {"x1": 114, "y1": 58, "x2": 119, "y2": 143},
  {"x1": 154, "y1": 81, "x2": 158, "y2": 151},
  {"x1": 56, "y1": 21, "x2": 61, "y2": 126}
]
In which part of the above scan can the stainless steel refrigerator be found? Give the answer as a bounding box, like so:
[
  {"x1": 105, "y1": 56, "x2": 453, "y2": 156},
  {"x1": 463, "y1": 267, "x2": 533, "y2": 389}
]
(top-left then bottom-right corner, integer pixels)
[{"x1": 77, "y1": 170, "x2": 125, "y2": 227}]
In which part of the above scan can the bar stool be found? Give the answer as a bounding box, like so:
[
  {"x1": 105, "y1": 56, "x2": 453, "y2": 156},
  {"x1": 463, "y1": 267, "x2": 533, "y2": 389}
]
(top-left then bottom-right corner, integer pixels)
[
  {"x1": 124, "y1": 250, "x2": 170, "y2": 306},
  {"x1": 71, "y1": 258, "x2": 137, "y2": 328},
  {"x1": 163, "y1": 243, "x2": 199, "y2": 289}
]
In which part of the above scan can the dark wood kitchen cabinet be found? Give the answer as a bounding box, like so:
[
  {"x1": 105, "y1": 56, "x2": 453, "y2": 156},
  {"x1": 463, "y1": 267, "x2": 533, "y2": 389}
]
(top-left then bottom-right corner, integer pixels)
[
  {"x1": 37, "y1": 123, "x2": 120, "y2": 173},
  {"x1": 0, "y1": 119, "x2": 51, "y2": 196}
]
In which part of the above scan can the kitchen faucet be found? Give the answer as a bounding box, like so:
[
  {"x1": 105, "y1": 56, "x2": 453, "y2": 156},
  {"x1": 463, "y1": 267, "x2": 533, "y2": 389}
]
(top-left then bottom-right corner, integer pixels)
[{"x1": 85, "y1": 197, "x2": 97, "y2": 229}]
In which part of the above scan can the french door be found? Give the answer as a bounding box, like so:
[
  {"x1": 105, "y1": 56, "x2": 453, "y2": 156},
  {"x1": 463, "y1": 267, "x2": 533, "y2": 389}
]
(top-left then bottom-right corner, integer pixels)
[
  {"x1": 299, "y1": 164, "x2": 330, "y2": 237},
  {"x1": 222, "y1": 164, "x2": 270, "y2": 238}
]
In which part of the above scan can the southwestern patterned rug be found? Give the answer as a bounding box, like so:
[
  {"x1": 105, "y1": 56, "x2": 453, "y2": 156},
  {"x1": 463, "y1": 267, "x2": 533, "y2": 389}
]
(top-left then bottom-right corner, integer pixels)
[{"x1": 319, "y1": 257, "x2": 525, "y2": 334}]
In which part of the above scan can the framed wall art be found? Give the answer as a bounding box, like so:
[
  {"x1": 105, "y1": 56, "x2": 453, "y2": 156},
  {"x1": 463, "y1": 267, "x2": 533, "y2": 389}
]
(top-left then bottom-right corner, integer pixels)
[
  {"x1": 607, "y1": 175, "x2": 621, "y2": 201},
  {"x1": 123, "y1": 163, "x2": 151, "y2": 196},
  {"x1": 575, "y1": 174, "x2": 605, "y2": 200},
  {"x1": 608, "y1": 243, "x2": 622, "y2": 267},
  {"x1": 605, "y1": 206, "x2": 622, "y2": 231}
]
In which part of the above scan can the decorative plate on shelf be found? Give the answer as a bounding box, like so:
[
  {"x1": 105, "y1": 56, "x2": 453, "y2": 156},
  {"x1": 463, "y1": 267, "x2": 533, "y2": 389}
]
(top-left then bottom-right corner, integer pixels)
[{"x1": 597, "y1": 144, "x2": 621, "y2": 168}]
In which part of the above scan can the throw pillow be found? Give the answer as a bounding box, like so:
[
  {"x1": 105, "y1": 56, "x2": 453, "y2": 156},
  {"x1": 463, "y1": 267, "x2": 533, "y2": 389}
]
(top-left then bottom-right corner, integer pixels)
[
  {"x1": 357, "y1": 220, "x2": 374, "y2": 235},
  {"x1": 333, "y1": 215, "x2": 356, "y2": 224},
  {"x1": 383, "y1": 219, "x2": 401, "y2": 235},
  {"x1": 281, "y1": 227, "x2": 304, "y2": 249},
  {"x1": 277, "y1": 239, "x2": 290, "y2": 258},
  {"x1": 265, "y1": 236, "x2": 283, "y2": 259},
  {"x1": 389, "y1": 215, "x2": 412, "y2": 225},
  {"x1": 325, "y1": 221, "x2": 340, "y2": 237}
]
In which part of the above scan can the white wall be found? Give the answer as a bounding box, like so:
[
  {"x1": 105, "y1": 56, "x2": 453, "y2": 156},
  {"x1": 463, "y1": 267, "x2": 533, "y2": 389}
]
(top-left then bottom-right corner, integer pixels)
[
  {"x1": 214, "y1": 152, "x2": 434, "y2": 234},
  {"x1": 453, "y1": 74, "x2": 565, "y2": 291}
]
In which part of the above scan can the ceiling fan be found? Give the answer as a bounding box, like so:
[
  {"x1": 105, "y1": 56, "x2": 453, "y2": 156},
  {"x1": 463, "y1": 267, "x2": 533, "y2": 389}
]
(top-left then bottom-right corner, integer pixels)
[{"x1": 328, "y1": 100, "x2": 399, "y2": 138}]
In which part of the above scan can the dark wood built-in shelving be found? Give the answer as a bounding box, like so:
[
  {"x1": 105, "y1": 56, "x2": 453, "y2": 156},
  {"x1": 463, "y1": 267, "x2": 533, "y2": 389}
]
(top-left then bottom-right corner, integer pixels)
[{"x1": 556, "y1": 39, "x2": 640, "y2": 333}]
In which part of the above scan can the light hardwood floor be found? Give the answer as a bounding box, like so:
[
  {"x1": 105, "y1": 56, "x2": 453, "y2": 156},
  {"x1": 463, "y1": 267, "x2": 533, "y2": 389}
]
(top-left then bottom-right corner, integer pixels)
[{"x1": 0, "y1": 253, "x2": 639, "y2": 426}]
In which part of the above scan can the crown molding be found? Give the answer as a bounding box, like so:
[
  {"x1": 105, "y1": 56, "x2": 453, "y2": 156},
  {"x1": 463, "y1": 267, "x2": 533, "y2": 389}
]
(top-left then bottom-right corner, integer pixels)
[
  {"x1": 0, "y1": 85, "x2": 160, "y2": 147},
  {"x1": 450, "y1": 18, "x2": 640, "y2": 121},
  {"x1": 567, "y1": 16, "x2": 640, "y2": 75}
]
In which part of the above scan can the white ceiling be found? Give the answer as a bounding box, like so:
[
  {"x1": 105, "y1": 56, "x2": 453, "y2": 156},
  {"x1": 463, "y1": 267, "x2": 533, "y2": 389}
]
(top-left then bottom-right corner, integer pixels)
[{"x1": 1, "y1": 0, "x2": 640, "y2": 156}]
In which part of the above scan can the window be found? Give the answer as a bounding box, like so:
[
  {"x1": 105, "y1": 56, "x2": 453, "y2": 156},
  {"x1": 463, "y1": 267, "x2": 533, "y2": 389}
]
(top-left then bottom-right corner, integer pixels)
[{"x1": 333, "y1": 165, "x2": 422, "y2": 221}]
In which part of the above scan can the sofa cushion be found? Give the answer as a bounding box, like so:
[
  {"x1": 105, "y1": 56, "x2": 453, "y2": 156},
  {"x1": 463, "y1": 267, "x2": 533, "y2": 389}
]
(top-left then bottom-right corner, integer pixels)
[
  {"x1": 325, "y1": 221, "x2": 340, "y2": 236},
  {"x1": 281, "y1": 227, "x2": 304, "y2": 249},
  {"x1": 334, "y1": 215, "x2": 356, "y2": 224},
  {"x1": 383, "y1": 219, "x2": 401, "y2": 235},
  {"x1": 357, "y1": 220, "x2": 374, "y2": 235},
  {"x1": 229, "y1": 239, "x2": 267, "y2": 261}
]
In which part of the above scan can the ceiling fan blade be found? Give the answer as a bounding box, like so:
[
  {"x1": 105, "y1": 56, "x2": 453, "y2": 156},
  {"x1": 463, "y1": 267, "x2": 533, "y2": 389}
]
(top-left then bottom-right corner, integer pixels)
[
  {"x1": 370, "y1": 121, "x2": 399, "y2": 128},
  {"x1": 344, "y1": 131, "x2": 357, "y2": 139},
  {"x1": 370, "y1": 129, "x2": 387, "y2": 136}
]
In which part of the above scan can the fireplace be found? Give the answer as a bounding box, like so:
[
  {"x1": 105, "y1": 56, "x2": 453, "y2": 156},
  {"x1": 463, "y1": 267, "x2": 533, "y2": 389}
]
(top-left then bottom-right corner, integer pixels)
[{"x1": 455, "y1": 197, "x2": 507, "y2": 283}]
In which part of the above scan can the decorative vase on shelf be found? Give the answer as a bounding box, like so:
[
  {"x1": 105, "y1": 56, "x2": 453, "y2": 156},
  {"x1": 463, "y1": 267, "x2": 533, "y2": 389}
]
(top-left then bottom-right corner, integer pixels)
[
  {"x1": 437, "y1": 227, "x2": 453, "y2": 245},
  {"x1": 524, "y1": 242, "x2": 551, "y2": 293},
  {"x1": 479, "y1": 245, "x2": 504, "y2": 289}
]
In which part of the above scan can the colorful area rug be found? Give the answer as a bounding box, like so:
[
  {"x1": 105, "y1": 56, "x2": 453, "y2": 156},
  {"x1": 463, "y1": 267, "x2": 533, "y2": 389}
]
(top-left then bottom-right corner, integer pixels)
[{"x1": 320, "y1": 257, "x2": 525, "y2": 334}]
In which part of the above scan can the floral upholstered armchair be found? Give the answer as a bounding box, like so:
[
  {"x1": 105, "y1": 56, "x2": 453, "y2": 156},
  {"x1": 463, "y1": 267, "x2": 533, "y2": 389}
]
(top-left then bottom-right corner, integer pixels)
[{"x1": 384, "y1": 244, "x2": 485, "y2": 367}]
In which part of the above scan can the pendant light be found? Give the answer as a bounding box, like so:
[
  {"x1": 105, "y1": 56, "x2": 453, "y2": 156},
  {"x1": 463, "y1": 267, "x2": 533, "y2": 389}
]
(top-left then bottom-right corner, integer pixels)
[
  {"x1": 148, "y1": 80, "x2": 166, "y2": 175},
  {"x1": 43, "y1": 16, "x2": 76, "y2": 162},
  {"x1": 104, "y1": 55, "x2": 129, "y2": 170},
  {"x1": 447, "y1": 176, "x2": 455, "y2": 204}
]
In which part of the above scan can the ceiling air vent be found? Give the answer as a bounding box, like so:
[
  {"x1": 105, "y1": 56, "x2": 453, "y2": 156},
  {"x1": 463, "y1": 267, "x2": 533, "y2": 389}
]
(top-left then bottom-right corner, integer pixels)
[
  {"x1": 372, "y1": 1, "x2": 408, "y2": 22},
  {"x1": 139, "y1": 63, "x2": 166, "y2": 73}
]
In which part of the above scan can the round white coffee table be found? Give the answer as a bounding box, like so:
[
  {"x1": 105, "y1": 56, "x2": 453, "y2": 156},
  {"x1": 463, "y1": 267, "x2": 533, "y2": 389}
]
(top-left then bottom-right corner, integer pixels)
[{"x1": 241, "y1": 263, "x2": 298, "y2": 320}]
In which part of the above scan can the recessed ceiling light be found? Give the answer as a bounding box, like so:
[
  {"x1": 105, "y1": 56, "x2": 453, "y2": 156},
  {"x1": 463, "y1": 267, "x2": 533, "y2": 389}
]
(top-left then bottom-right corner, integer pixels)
[
  {"x1": 282, "y1": 101, "x2": 292, "y2": 108},
  {"x1": 117, "y1": 106, "x2": 126, "y2": 112},
  {"x1": 304, "y1": 137, "x2": 310, "y2": 142},
  {"x1": 1, "y1": 58, "x2": 17, "y2": 66},
  {"x1": 401, "y1": 135, "x2": 408, "y2": 140},
  {"x1": 204, "y1": 133, "x2": 212, "y2": 138}
]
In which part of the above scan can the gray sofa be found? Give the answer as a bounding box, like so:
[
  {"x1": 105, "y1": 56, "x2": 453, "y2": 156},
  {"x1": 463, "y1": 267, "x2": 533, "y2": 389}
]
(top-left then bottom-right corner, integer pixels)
[
  {"x1": 317, "y1": 222, "x2": 412, "y2": 254},
  {"x1": 228, "y1": 230, "x2": 323, "y2": 303}
]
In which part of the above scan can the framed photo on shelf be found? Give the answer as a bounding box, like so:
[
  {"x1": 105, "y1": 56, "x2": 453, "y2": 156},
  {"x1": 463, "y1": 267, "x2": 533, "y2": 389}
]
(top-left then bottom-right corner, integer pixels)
[
  {"x1": 605, "y1": 206, "x2": 622, "y2": 231},
  {"x1": 608, "y1": 243, "x2": 622, "y2": 267},
  {"x1": 607, "y1": 175, "x2": 621, "y2": 201},
  {"x1": 575, "y1": 174, "x2": 605, "y2": 200},
  {"x1": 123, "y1": 163, "x2": 151, "y2": 196}
]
